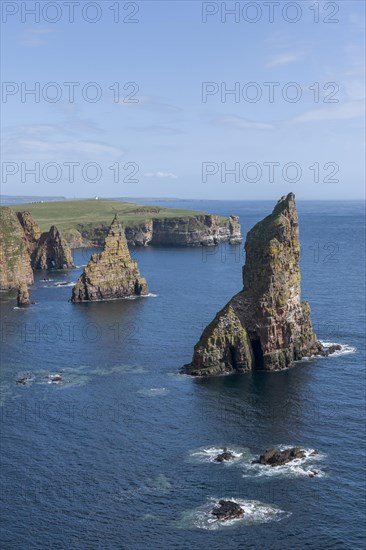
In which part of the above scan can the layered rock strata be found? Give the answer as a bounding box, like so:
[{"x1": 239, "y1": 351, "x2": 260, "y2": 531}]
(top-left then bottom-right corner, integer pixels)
[
  {"x1": 32, "y1": 225, "x2": 74, "y2": 270},
  {"x1": 71, "y1": 215, "x2": 148, "y2": 302},
  {"x1": 0, "y1": 207, "x2": 34, "y2": 289},
  {"x1": 68, "y1": 214, "x2": 242, "y2": 247},
  {"x1": 183, "y1": 193, "x2": 325, "y2": 375},
  {"x1": 17, "y1": 283, "x2": 31, "y2": 306}
]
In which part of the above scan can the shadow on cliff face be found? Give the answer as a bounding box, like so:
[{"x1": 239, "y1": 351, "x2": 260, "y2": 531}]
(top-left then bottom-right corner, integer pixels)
[{"x1": 250, "y1": 334, "x2": 264, "y2": 370}]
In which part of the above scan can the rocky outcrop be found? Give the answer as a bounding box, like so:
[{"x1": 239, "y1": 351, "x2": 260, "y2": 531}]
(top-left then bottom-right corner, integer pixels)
[
  {"x1": 71, "y1": 215, "x2": 149, "y2": 302},
  {"x1": 183, "y1": 193, "x2": 325, "y2": 376},
  {"x1": 149, "y1": 215, "x2": 241, "y2": 246},
  {"x1": 17, "y1": 283, "x2": 31, "y2": 306},
  {"x1": 214, "y1": 448, "x2": 236, "y2": 462},
  {"x1": 32, "y1": 226, "x2": 74, "y2": 270},
  {"x1": 0, "y1": 207, "x2": 33, "y2": 289},
  {"x1": 16, "y1": 211, "x2": 41, "y2": 255},
  {"x1": 253, "y1": 447, "x2": 306, "y2": 467},
  {"x1": 211, "y1": 500, "x2": 244, "y2": 521},
  {"x1": 68, "y1": 214, "x2": 241, "y2": 248},
  {"x1": 125, "y1": 221, "x2": 153, "y2": 246}
]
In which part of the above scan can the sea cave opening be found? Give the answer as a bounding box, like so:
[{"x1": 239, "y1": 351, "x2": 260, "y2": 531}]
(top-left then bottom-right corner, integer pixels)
[
  {"x1": 250, "y1": 335, "x2": 264, "y2": 370},
  {"x1": 229, "y1": 346, "x2": 238, "y2": 370}
]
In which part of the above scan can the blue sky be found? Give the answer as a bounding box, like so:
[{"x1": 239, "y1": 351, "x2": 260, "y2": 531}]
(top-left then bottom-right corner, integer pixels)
[{"x1": 1, "y1": 0, "x2": 365, "y2": 199}]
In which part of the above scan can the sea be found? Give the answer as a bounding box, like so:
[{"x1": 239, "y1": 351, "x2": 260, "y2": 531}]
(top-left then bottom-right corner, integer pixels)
[{"x1": 0, "y1": 199, "x2": 365, "y2": 549}]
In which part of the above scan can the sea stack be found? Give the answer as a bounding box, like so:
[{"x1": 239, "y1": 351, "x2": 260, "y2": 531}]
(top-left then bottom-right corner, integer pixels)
[
  {"x1": 71, "y1": 214, "x2": 149, "y2": 302},
  {"x1": 17, "y1": 283, "x2": 31, "y2": 306},
  {"x1": 183, "y1": 193, "x2": 325, "y2": 375},
  {"x1": 32, "y1": 225, "x2": 74, "y2": 270}
]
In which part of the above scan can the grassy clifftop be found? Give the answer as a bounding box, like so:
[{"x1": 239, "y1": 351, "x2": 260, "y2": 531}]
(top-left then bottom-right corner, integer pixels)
[{"x1": 10, "y1": 199, "x2": 211, "y2": 232}]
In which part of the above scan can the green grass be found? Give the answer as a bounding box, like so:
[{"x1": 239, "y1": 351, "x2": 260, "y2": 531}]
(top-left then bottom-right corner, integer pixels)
[{"x1": 9, "y1": 199, "x2": 214, "y2": 233}]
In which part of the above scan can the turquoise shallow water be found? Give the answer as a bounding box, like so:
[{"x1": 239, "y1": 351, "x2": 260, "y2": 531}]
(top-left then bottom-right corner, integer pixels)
[{"x1": 0, "y1": 200, "x2": 365, "y2": 549}]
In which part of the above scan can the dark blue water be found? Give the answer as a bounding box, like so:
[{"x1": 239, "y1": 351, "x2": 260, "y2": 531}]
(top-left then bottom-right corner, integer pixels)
[{"x1": 1, "y1": 200, "x2": 365, "y2": 549}]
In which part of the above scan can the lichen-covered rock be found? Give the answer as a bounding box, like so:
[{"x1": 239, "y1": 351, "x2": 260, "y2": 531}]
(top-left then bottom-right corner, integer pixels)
[
  {"x1": 71, "y1": 215, "x2": 148, "y2": 302},
  {"x1": 0, "y1": 207, "x2": 33, "y2": 289},
  {"x1": 32, "y1": 226, "x2": 74, "y2": 270},
  {"x1": 184, "y1": 193, "x2": 324, "y2": 375},
  {"x1": 16, "y1": 211, "x2": 42, "y2": 255},
  {"x1": 17, "y1": 283, "x2": 31, "y2": 306}
]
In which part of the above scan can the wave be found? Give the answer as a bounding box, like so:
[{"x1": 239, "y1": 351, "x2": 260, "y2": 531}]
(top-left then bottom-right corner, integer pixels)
[
  {"x1": 179, "y1": 498, "x2": 291, "y2": 530},
  {"x1": 242, "y1": 446, "x2": 325, "y2": 479},
  {"x1": 189, "y1": 446, "x2": 248, "y2": 465},
  {"x1": 320, "y1": 341, "x2": 357, "y2": 356},
  {"x1": 137, "y1": 387, "x2": 169, "y2": 397},
  {"x1": 54, "y1": 282, "x2": 75, "y2": 287}
]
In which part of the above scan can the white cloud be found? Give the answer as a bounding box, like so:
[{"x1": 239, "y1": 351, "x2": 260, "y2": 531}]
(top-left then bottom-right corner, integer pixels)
[
  {"x1": 292, "y1": 101, "x2": 365, "y2": 123},
  {"x1": 19, "y1": 28, "x2": 53, "y2": 47},
  {"x1": 118, "y1": 95, "x2": 182, "y2": 113},
  {"x1": 144, "y1": 172, "x2": 178, "y2": 179},
  {"x1": 129, "y1": 125, "x2": 182, "y2": 135},
  {"x1": 213, "y1": 115, "x2": 274, "y2": 130},
  {"x1": 267, "y1": 52, "x2": 304, "y2": 67}
]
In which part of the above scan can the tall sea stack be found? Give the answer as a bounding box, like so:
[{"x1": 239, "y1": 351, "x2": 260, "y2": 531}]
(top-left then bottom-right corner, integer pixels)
[
  {"x1": 71, "y1": 214, "x2": 149, "y2": 302},
  {"x1": 183, "y1": 193, "x2": 325, "y2": 375}
]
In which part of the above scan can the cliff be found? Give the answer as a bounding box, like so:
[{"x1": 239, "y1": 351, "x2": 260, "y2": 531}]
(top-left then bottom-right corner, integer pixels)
[
  {"x1": 71, "y1": 215, "x2": 149, "y2": 302},
  {"x1": 0, "y1": 207, "x2": 34, "y2": 289},
  {"x1": 16, "y1": 211, "x2": 41, "y2": 255},
  {"x1": 73, "y1": 214, "x2": 242, "y2": 248},
  {"x1": 10, "y1": 200, "x2": 242, "y2": 249},
  {"x1": 183, "y1": 193, "x2": 324, "y2": 376},
  {"x1": 32, "y1": 225, "x2": 74, "y2": 270}
]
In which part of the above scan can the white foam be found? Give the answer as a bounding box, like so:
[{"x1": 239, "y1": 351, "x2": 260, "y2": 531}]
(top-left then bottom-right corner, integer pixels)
[
  {"x1": 137, "y1": 387, "x2": 169, "y2": 397},
  {"x1": 242, "y1": 446, "x2": 325, "y2": 479},
  {"x1": 190, "y1": 446, "x2": 246, "y2": 464},
  {"x1": 184, "y1": 498, "x2": 290, "y2": 530},
  {"x1": 320, "y1": 341, "x2": 356, "y2": 356}
]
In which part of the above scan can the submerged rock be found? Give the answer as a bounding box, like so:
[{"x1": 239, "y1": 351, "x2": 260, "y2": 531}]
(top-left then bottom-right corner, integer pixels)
[
  {"x1": 71, "y1": 214, "x2": 149, "y2": 302},
  {"x1": 183, "y1": 193, "x2": 325, "y2": 376},
  {"x1": 211, "y1": 500, "x2": 244, "y2": 521},
  {"x1": 214, "y1": 448, "x2": 236, "y2": 462},
  {"x1": 48, "y1": 374, "x2": 63, "y2": 384},
  {"x1": 32, "y1": 225, "x2": 74, "y2": 270},
  {"x1": 17, "y1": 283, "x2": 31, "y2": 306},
  {"x1": 254, "y1": 447, "x2": 306, "y2": 467},
  {"x1": 16, "y1": 374, "x2": 33, "y2": 385}
]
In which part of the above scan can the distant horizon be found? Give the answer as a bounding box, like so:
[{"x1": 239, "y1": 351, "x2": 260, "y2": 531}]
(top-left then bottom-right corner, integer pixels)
[{"x1": 1, "y1": 194, "x2": 365, "y2": 203}]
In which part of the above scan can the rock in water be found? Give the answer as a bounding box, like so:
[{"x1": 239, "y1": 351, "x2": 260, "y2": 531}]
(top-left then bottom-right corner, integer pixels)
[
  {"x1": 17, "y1": 283, "x2": 31, "y2": 306},
  {"x1": 211, "y1": 500, "x2": 244, "y2": 521},
  {"x1": 254, "y1": 447, "x2": 306, "y2": 467},
  {"x1": 214, "y1": 448, "x2": 236, "y2": 462},
  {"x1": 32, "y1": 225, "x2": 74, "y2": 270},
  {"x1": 71, "y1": 214, "x2": 149, "y2": 302},
  {"x1": 183, "y1": 193, "x2": 324, "y2": 375}
]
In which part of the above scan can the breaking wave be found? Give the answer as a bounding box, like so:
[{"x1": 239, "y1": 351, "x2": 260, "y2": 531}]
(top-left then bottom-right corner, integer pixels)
[
  {"x1": 320, "y1": 342, "x2": 356, "y2": 356},
  {"x1": 189, "y1": 446, "x2": 249, "y2": 465},
  {"x1": 242, "y1": 446, "x2": 325, "y2": 479},
  {"x1": 178, "y1": 498, "x2": 291, "y2": 530}
]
